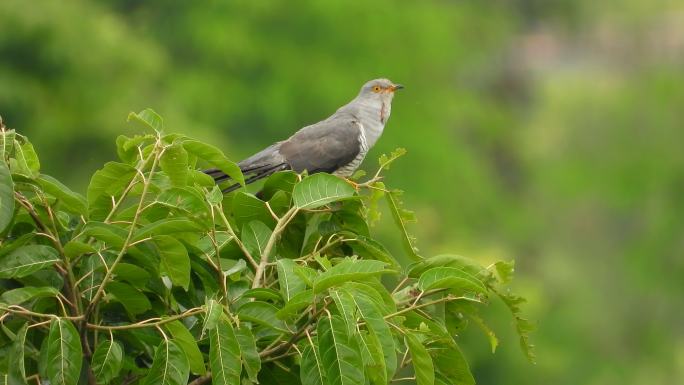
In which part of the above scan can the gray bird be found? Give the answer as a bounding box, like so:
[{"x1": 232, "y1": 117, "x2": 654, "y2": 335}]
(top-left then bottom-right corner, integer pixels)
[{"x1": 207, "y1": 78, "x2": 403, "y2": 192}]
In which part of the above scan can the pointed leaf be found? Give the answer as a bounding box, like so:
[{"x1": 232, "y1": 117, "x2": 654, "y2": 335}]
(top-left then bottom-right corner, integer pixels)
[
  {"x1": 37, "y1": 174, "x2": 88, "y2": 215},
  {"x1": 154, "y1": 235, "x2": 191, "y2": 290},
  {"x1": 47, "y1": 319, "x2": 82, "y2": 385},
  {"x1": 160, "y1": 143, "x2": 189, "y2": 187},
  {"x1": 201, "y1": 299, "x2": 223, "y2": 337},
  {"x1": 385, "y1": 189, "x2": 421, "y2": 261},
  {"x1": 183, "y1": 140, "x2": 244, "y2": 186},
  {"x1": 276, "y1": 289, "x2": 314, "y2": 320},
  {"x1": 0, "y1": 245, "x2": 60, "y2": 278},
  {"x1": 431, "y1": 341, "x2": 475, "y2": 385},
  {"x1": 141, "y1": 340, "x2": 189, "y2": 385},
  {"x1": 276, "y1": 259, "x2": 307, "y2": 301},
  {"x1": 165, "y1": 321, "x2": 205, "y2": 375},
  {"x1": 406, "y1": 333, "x2": 434, "y2": 385},
  {"x1": 133, "y1": 218, "x2": 204, "y2": 241},
  {"x1": 0, "y1": 286, "x2": 58, "y2": 305},
  {"x1": 300, "y1": 343, "x2": 326, "y2": 385},
  {"x1": 237, "y1": 301, "x2": 289, "y2": 332},
  {"x1": 317, "y1": 314, "x2": 364, "y2": 385},
  {"x1": 418, "y1": 267, "x2": 486, "y2": 296},
  {"x1": 91, "y1": 340, "x2": 124, "y2": 384},
  {"x1": 345, "y1": 289, "x2": 396, "y2": 380},
  {"x1": 128, "y1": 109, "x2": 164, "y2": 132},
  {"x1": 241, "y1": 220, "x2": 272, "y2": 258},
  {"x1": 313, "y1": 259, "x2": 390, "y2": 293},
  {"x1": 293, "y1": 173, "x2": 357, "y2": 209},
  {"x1": 209, "y1": 317, "x2": 241, "y2": 385},
  {"x1": 0, "y1": 162, "x2": 14, "y2": 233},
  {"x1": 232, "y1": 192, "x2": 275, "y2": 229},
  {"x1": 7, "y1": 323, "x2": 28, "y2": 385},
  {"x1": 106, "y1": 281, "x2": 151, "y2": 315},
  {"x1": 236, "y1": 327, "x2": 260, "y2": 382},
  {"x1": 87, "y1": 162, "x2": 136, "y2": 220},
  {"x1": 330, "y1": 289, "x2": 357, "y2": 336}
]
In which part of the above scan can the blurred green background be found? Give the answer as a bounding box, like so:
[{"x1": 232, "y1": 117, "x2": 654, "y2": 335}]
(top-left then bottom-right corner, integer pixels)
[{"x1": 2, "y1": 0, "x2": 683, "y2": 383}]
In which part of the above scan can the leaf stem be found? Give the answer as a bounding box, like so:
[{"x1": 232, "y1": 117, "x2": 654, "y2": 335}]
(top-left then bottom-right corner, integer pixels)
[
  {"x1": 252, "y1": 206, "x2": 299, "y2": 289},
  {"x1": 83, "y1": 138, "x2": 162, "y2": 321}
]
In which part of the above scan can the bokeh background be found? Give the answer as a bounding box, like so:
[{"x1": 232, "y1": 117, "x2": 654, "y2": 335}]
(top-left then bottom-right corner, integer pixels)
[{"x1": 2, "y1": 0, "x2": 683, "y2": 384}]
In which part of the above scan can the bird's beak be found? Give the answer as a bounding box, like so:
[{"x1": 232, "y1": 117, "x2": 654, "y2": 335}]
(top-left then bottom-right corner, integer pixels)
[{"x1": 391, "y1": 84, "x2": 405, "y2": 92}]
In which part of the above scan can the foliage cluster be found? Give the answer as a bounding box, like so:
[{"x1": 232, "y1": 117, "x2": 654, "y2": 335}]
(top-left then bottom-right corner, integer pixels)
[{"x1": 0, "y1": 110, "x2": 532, "y2": 385}]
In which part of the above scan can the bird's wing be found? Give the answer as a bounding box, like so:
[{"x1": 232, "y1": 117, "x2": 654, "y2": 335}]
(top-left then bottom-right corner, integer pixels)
[{"x1": 279, "y1": 115, "x2": 362, "y2": 174}]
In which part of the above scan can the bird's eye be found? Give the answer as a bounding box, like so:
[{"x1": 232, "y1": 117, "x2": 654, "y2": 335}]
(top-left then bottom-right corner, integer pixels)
[{"x1": 372, "y1": 86, "x2": 381, "y2": 92}]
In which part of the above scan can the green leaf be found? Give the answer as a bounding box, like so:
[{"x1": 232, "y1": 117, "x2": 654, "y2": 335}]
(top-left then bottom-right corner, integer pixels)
[
  {"x1": 87, "y1": 162, "x2": 136, "y2": 220},
  {"x1": 112, "y1": 263, "x2": 151, "y2": 289},
  {"x1": 0, "y1": 245, "x2": 60, "y2": 279},
  {"x1": 141, "y1": 340, "x2": 189, "y2": 385},
  {"x1": 63, "y1": 240, "x2": 95, "y2": 260},
  {"x1": 407, "y1": 255, "x2": 486, "y2": 279},
  {"x1": 7, "y1": 323, "x2": 27, "y2": 385},
  {"x1": 47, "y1": 319, "x2": 82, "y2": 385},
  {"x1": 431, "y1": 341, "x2": 475, "y2": 385},
  {"x1": 330, "y1": 289, "x2": 357, "y2": 336},
  {"x1": 238, "y1": 288, "x2": 283, "y2": 302},
  {"x1": 313, "y1": 259, "x2": 390, "y2": 293},
  {"x1": 494, "y1": 260, "x2": 515, "y2": 284},
  {"x1": 467, "y1": 313, "x2": 499, "y2": 353},
  {"x1": 293, "y1": 173, "x2": 357, "y2": 209},
  {"x1": 106, "y1": 281, "x2": 151, "y2": 315},
  {"x1": 128, "y1": 108, "x2": 164, "y2": 132},
  {"x1": 165, "y1": 321, "x2": 205, "y2": 375},
  {"x1": 317, "y1": 314, "x2": 364, "y2": 385},
  {"x1": 276, "y1": 259, "x2": 308, "y2": 301},
  {"x1": 261, "y1": 170, "x2": 299, "y2": 199},
  {"x1": 91, "y1": 340, "x2": 124, "y2": 384},
  {"x1": 406, "y1": 333, "x2": 434, "y2": 385},
  {"x1": 133, "y1": 218, "x2": 204, "y2": 241},
  {"x1": 82, "y1": 222, "x2": 126, "y2": 249},
  {"x1": 154, "y1": 235, "x2": 191, "y2": 290},
  {"x1": 231, "y1": 192, "x2": 275, "y2": 229},
  {"x1": 183, "y1": 140, "x2": 244, "y2": 186},
  {"x1": 116, "y1": 134, "x2": 154, "y2": 164},
  {"x1": 491, "y1": 287, "x2": 536, "y2": 363},
  {"x1": 385, "y1": 189, "x2": 421, "y2": 261},
  {"x1": 344, "y1": 289, "x2": 396, "y2": 380},
  {"x1": 209, "y1": 317, "x2": 241, "y2": 385},
  {"x1": 241, "y1": 220, "x2": 272, "y2": 258},
  {"x1": 201, "y1": 299, "x2": 223, "y2": 337},
  {"x1": 156, "y1": 187, "x2": 211, "y2": 218},
  {"x1": 0, "y1": 286, "x2": 58, "y2": 305},
  {"x1": 300, "y1": 343, "x2": 326, "y2": 385},
  {"x1": 418, "y1": 267, "x2": 487, "y2": 296},
  {"x1": 0, "y1": 127, "x2": 15, "y2": 160},
  {"x1": 276, "y1": 289, "x2": 314, "y2": 320},
  {"x1": 11, "y1": 138, "x2": 40, "y2": 178},
  {"x1": 344, "y1": 235, "x2": 400, "y2": 269},
  {"x1": 359, "y1": 331, "x2": 386, "y2": 385},
  {"x1": 237, "y1": 301, "x2": 289, "y2": 332},
  {"x1": 37, "y1": 174, "x2": 88, "y2": 215},
  {"x1": 160, "y1": 143, "x2": 189, "y2": 187},
  {"x1": 0, "y1": 162, "x2": 14, "y2": 233},
  {"x1": 236, "y1": 326, "x2": 260, "y2": 382}
]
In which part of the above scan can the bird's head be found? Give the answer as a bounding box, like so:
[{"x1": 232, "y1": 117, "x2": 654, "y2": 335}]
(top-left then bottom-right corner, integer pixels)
[{"x1": 358, "y1": 78, "x2": 404, "y2": 103}]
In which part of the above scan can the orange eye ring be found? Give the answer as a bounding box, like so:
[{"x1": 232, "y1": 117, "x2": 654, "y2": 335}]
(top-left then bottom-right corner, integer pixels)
[{"x1": 372, "y1": 86, "x2": 381, "y2": 92}]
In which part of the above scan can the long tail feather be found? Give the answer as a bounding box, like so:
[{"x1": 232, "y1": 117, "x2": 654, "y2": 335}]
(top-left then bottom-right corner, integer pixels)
[{"x1": 218, "y1": 163, "x2": 290, "y2": 193}]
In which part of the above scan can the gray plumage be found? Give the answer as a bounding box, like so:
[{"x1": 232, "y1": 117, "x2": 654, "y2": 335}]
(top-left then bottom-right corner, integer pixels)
[{"x1": 207, "y1": 78, "x2": 403, "y2": 192}]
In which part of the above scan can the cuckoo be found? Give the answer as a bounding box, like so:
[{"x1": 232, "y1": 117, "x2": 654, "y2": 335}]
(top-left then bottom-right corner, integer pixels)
[{"x1": 206, "y1": 78, "x2": 403, "y2": 192}]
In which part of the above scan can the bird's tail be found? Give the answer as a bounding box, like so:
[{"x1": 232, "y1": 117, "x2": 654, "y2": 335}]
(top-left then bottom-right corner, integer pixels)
[{"x1": 204, "y1": 143, "x2": 290, "y2": 193}]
